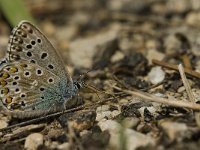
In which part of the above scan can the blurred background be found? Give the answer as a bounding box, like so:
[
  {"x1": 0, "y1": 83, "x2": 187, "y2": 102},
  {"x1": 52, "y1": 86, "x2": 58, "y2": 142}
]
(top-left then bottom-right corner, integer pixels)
[
  {"x1": 2, "y1": 1, "x2": 200, "y2": 150},
  {"x1": 1, "y1": 0, "x2": 200, "y2": 73}
]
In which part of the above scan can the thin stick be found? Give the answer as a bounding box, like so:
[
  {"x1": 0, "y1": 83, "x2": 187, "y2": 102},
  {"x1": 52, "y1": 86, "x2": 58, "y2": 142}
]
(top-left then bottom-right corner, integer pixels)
[
  {"x1": 113, "y1": 86, "x2": 200, "y2": 110},
  {"x1": 178, "y1": 64, "x2": 200, "y2": 127},
  {"x1": 0, "y1": 105, "x2": 84, "y2": 132},
  {"x1": 178, "y1": 64, "x2": 195, "y2": 103},
  {"x1": 152, "y1": 59, "x2": 200, "y2": 79},
  {"x1": 0, "y1": 96, "x2": 117, "y2": 133}
]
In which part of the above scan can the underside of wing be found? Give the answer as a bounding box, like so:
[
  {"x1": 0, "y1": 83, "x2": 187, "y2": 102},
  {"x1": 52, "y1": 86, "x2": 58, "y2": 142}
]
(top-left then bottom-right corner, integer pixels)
[
  {"x1": 7, "y1": 21, "x2": 72, "y2": 83},
  {"x1": 0, "y1": 61, "x2": 61, "y2": 111}
]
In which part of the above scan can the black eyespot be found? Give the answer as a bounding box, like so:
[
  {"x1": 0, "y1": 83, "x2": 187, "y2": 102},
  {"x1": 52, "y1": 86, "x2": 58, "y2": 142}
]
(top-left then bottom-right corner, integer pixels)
[
  {"x1": 48, "y1": 64, "x2": 54, "y2": 69},
  {"x1": 37, "y1": 69, "x2": 42, "y2": 75},
  {"x1": 48, "y1": 78, "x2": 54, "y2": 83},
  {"x1": 27, "y1": 52, "x2": 32, "y2": 57},
  {"x1": 37, "y1": 39, "x2": 41, "y2": 43},
  {"x1": 41, "y1": 53, "x2": 48, "y2": 59},
  {"x1": 40, "y1": 88, "x2": 45, "y2": 91},
  {"x1": 14, "y1": 76, "x2": 19, "y2": 80},
  {"x1": 20, "y1": 94, "x2": 26, "y2": 98},
  {"x1": 31, "y1": 40, "x2": 36, "y2": 45},
  {"x1": 30, "y1": 60, "x2": 36, "y2": 63},
  {"x1": 13, "y1": 82, "x2": 17, "y2": 85},
  {"x1": 41, "y1": 96, "x2": 44, "y2": 99},
  {"x1": 15, "y1": 88, "x2": 20, "y2": 92},
  {"x1": 25, "y1": 71, "x2": 30, "y2": 76},
  {"x1": 26, "y1": 44, "x2": 32, "y2": 49}
]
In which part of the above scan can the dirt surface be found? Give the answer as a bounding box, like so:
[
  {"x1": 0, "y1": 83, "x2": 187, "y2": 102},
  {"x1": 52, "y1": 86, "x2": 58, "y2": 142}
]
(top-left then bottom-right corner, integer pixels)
[{"x1": 1, "y1": 0, "x2": 200, "y2": 150}]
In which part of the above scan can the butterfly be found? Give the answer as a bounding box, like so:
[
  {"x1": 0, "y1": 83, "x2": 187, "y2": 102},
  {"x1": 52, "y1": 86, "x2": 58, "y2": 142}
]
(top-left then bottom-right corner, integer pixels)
[{"x1": 0, "y1": 21, "x2": 83, "y2": 118}]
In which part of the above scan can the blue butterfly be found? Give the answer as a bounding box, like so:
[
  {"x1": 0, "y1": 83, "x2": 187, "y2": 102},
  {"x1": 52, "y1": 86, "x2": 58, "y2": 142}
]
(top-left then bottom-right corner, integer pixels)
[{"x1": 0, "y1": 21, "x2": 83, "y2": 118}]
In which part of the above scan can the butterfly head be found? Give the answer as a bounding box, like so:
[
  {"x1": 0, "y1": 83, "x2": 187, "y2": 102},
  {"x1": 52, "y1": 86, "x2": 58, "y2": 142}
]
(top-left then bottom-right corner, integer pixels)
[{"x1": 73, "y1": 79, "x2": 85, "y2": 91}]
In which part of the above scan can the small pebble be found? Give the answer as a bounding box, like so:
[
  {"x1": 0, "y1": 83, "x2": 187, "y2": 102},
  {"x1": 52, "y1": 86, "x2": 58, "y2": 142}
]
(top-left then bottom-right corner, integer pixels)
[
  {"x1": 159, "y1": 120, "x2": 188, "y2": 141},
  {"x1": 96, "y1": 111, "x2": 112, "y2": 121},
  {"x1": 122, "y1": 117, "x2": 140, "y2": 129},
  {"x1": 0, "y1": 119, "x2": 8, "y2": 129},
  {"x1": 146, "y1": 49, "x2": 165, "y2": 64},
  {"x1": 24, "y1": 133, "x2": 44, "y2": 150},
  {"x1": 57, "y1": 143, "x2": 71, "y2": 150},
  {"x1": 96, "y1": 105, "x2": 110, "y2": 112},
  {"x1": 148, "y1": 66, "x2": 165, "y2": 84},
  {"x1": 98, "y1": 120, "x2": 155, "y2": 150},
  {"x1": 177, "y1": 86, "x2": 185, "y2": 93},
  {"x1": 111, "y1": 110, "x2": 121, "y2": 118}
]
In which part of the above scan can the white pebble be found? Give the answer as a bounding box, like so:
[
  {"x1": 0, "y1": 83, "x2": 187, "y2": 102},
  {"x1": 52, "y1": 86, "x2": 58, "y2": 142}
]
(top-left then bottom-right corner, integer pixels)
[
  {"x1": 148, "y1": 66, "x2": 165, "y2": 84},
  {"x1": 98, "y1": 120, "x2": 155, "y2": 150},
  {"x1": 24, "y1": 133, "x2": 44, "y2": 150}
]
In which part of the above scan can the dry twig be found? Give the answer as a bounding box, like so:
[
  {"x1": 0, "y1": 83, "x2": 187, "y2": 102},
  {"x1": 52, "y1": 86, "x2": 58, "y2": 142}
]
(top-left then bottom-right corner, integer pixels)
[
  {"x1": 113, "y1": 86, "x2": 200, "y2": 110},
  {"x1": 152, "y1": 59, "x2": 200, "y2": 79}
]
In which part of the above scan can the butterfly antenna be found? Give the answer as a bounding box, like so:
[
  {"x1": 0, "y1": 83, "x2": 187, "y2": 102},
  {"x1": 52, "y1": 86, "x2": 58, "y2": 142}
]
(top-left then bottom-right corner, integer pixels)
[
  {"x1": 77, "y1": 68, "x2": 116, "y2": 100},
  {"x1": 76, "y1": 69, "x2": 94, "y2": 84},
  {"x1": 84, "y1": 83, "x2": 117, "y2": 100}
]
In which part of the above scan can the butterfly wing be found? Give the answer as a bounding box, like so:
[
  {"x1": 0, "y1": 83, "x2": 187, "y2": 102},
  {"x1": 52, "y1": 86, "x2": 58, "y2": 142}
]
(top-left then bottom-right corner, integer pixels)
[
  {"x1": 0, "y1": 21, "x2": 76, "y2": 117},
  {"x1": 6, "y1": 21, "x2": 72, "y2": 83},
  {"x1": 0, "y1": 61, "x2": 73, "y2": 118}
]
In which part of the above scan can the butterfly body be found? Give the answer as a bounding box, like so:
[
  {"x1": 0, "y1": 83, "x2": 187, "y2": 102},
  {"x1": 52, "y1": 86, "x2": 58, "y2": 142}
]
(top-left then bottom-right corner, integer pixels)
[{"x1": 0, "y1": 21, "x2": 81, "y2": 118}]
